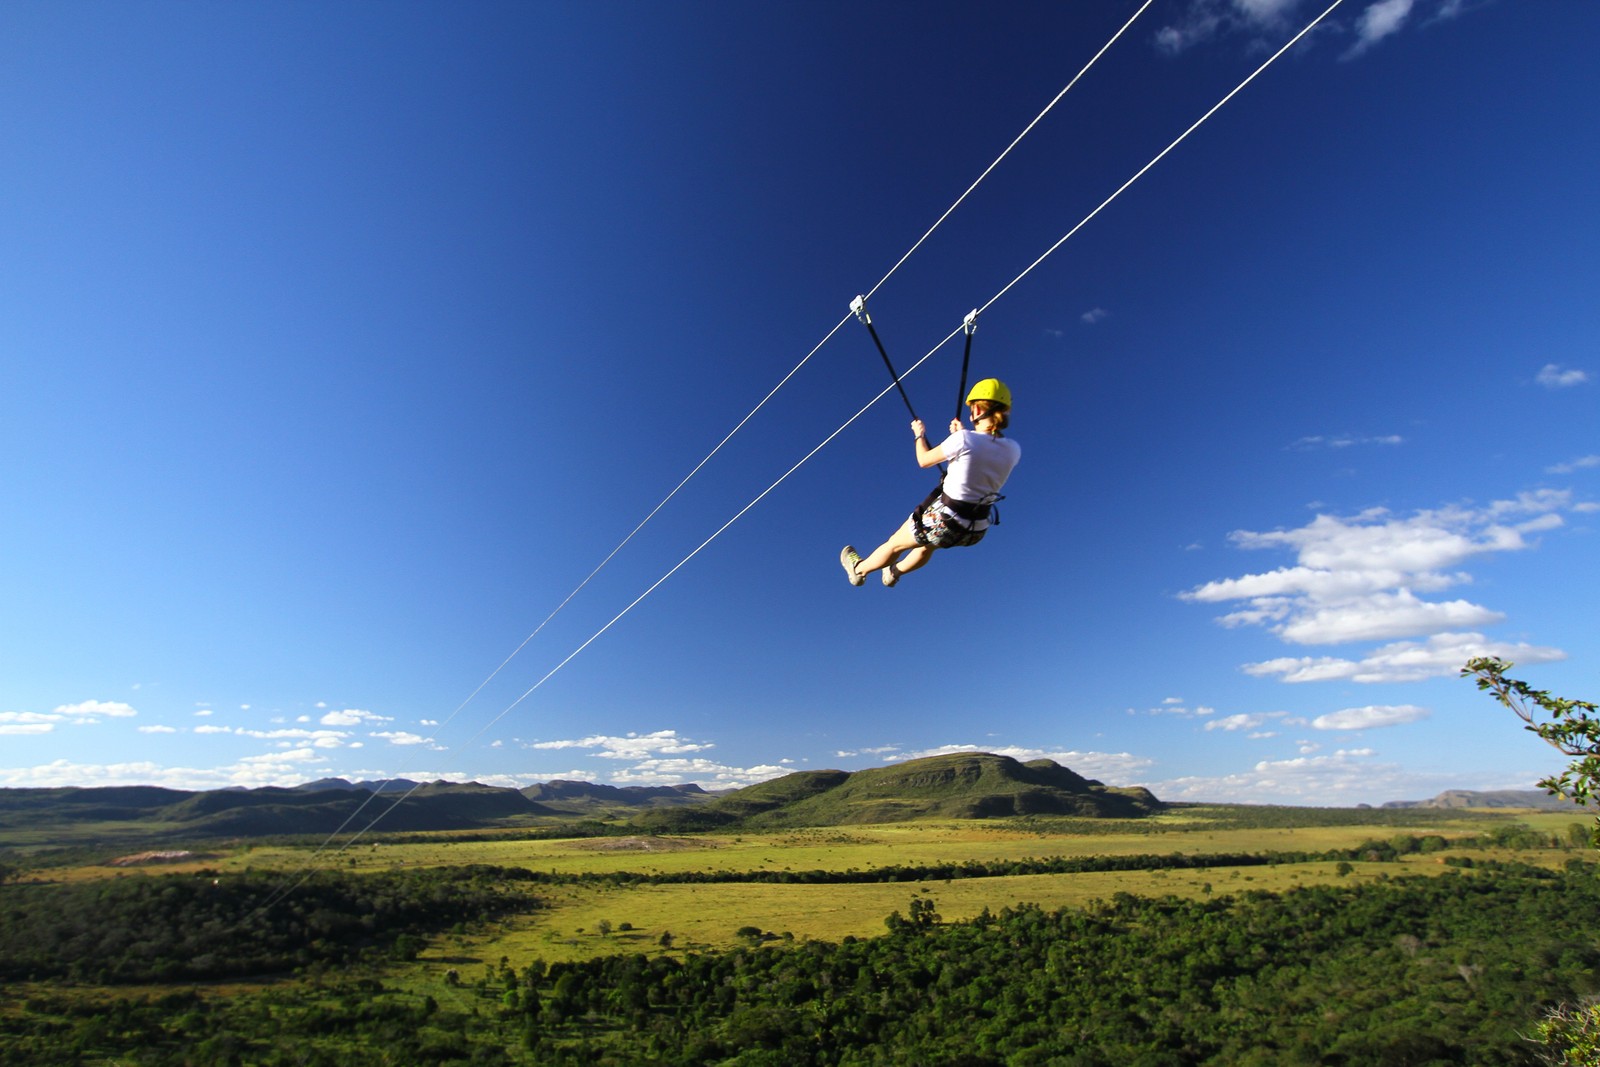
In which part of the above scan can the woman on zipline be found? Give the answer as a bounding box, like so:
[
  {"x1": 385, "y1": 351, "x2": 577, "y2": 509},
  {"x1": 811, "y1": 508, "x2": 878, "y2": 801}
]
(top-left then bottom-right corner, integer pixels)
[{"x1": 841, "y1": 378, "x2": 1019, "y2": 587}]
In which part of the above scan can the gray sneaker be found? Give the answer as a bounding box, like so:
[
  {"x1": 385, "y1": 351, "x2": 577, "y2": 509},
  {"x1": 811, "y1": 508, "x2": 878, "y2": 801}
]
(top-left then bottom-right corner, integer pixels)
[
  {"x1": 839, "y1": 546, "x2": 865, "y2": 586},
  {"x1": 882, "y1": 562, "x2": 899, "y2": 588}
]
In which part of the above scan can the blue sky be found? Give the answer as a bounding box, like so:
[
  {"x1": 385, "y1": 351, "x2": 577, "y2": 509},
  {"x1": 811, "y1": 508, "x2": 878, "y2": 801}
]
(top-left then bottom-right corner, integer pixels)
[{"x1": 3, "y1": 0, "x2": 1595, "y2": 807}]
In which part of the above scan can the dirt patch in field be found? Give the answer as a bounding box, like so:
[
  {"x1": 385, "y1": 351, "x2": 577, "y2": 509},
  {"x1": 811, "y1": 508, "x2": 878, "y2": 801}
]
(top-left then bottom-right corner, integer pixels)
[
  {"x1": 562, "y1": 836, "x2": 713, "y2": 853},
  {"x1": 104, "y1": 850, "x2": 217, "y2": 867}
]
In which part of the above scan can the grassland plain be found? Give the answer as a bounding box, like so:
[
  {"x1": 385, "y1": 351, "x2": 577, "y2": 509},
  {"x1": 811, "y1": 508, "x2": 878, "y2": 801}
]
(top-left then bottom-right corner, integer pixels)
[
  {"x1": 419, "y1": 860, "x2": 1434, "y2": 969},
  {"x1": 70, "y1": 808, "x2": 1557, "y2": 970},
  {"x1": 4, "y1": 805, "x2": 1596, "y2": 1066},
  {"x1": 17, "y1": 808, "x2": 1591, "y2": 972},
  {"x1": 199, "y1": 809, "x2": 1522, "y2": 876}
]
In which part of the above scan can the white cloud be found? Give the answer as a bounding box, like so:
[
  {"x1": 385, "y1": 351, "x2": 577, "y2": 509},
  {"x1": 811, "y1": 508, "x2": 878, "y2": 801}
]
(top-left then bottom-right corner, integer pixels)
[
  {"x1": 53, "y1": 699, "x2": 137, "y2": 720},
  {"x1": 0, "y1": 700, "x2": 143, "y2": 733},
  {"x1": 1150, "y1": 746, "x2": 1460, "y2": 805},
  {"x1": 1081, "y1": 307, "x2": 1109, "y2": 325},
  {"x1": 834, "y1": 745, "x2": 902, "y2": 758},
  {"x1": 230, "y1": 727, "x2": 350, "y2": 749},
  {"x1": 1139, "y1": 700, "x2": 1216, "y2": 717},
  {"x1": 0, "y1": 711, "x2": 60, "y2": 725},
  {"x1": 137, "y1": 725, "x2": 179, "y2": 734},
  {"x1": 1185, "y1": 493, "x2": 1576, "y2": 650},
  {"x1": 1235, "y1": 0, "x2": 1302, "y2": 20},
  {"x1": 1276, "y1": 589, "x2": 1503, "y2": 645},
  {"x1": 1288, "y1": 433, "x2": 1405, "y2": 450},
  {"x1": 1155, "y1": 10, "x2": 1225, "y2": 55},
  {"x1": 1244, "y1": 632, "x2": 1567, "y2": 683},
  {"x1": 529, "y1": 729, "x2": 713, "y2": 760},
  {"x1": 1153, "y1": 0, "x2": 1318, "y2": 55},
  {"x1": 194, "y1": 708, "x2": 213, "y2": 717},
  {"x1": 320, "y1": 708, "x2": 391, "y2": 727},
  {"x1": 193, "y1": 724, "x2": 233, "y2": 735},
  {"x1": 1537, "y1": 363, "x2": 1590, "y2": 389},
  {"x1": 0, "y1": 757, "x2": 325, "y2": 791},
  {"x1": 610, "y1": 758, "x2": 788, "y2": 789},
  {"x1": 1547, "y1": 455, "x2": 1600, "y2": 475},
  {"x1": 239, "y1": 748, "x2": 321, "y2": 766},
  {"x1": 1343, "y1": 0, "x2": 1414, "y2": 59},
  {"x1": 1205, "y1": 712, "x2": 1285, "y2": 732},
  {"x1": 371, "y1": 731, "x2": 434, "y2": 747},
  {"x1": 1196, "y1": 564, "x2": 1420, "y2": 603},
  {"x1": 1227, "y1": 501, "x2": 1563, "y2": 572},
  {"x1": 1159, "y1": 0, "x2": 1487, "y2": 62},
  {"x1": 1312, "y1": 704, "x2": 1431, "y2": 730}
]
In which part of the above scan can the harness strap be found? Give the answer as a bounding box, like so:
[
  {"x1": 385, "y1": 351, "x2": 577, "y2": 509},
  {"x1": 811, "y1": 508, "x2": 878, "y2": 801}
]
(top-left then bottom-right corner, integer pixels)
[{"x1": 939, "y1": 491, "x2": 994, "y2": 523}]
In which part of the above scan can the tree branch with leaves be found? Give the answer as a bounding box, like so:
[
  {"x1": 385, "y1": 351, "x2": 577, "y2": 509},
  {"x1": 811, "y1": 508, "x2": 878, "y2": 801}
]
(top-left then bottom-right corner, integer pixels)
[{"x1": 1462, "y1": 656, "x2": 1599, "y2": 816}]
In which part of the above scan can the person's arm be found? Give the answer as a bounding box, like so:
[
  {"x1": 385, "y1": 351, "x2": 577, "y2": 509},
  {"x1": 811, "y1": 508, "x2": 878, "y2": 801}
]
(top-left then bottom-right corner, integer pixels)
[{"x1": 910, "y1": 419, "x2": 945, "y2": 469}]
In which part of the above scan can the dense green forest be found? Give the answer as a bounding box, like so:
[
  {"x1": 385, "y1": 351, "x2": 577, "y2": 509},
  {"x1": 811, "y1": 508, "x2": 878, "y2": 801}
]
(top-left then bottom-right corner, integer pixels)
[
  {"x1": 3, "y1": 859, "x2": 1596, "y2": 1065},
  {"x1": 0, "y1": 865, "x2": 538, "y2": 984},
  {"x1": 516, "y1": 864, "x2": 1600, "y2": 1066}
]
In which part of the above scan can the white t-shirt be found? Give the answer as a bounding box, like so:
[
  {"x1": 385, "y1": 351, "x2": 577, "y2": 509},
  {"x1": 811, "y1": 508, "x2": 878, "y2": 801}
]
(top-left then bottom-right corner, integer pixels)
[{"x1": 938, "y1": 430, "x2": 1020, "y2": 505}]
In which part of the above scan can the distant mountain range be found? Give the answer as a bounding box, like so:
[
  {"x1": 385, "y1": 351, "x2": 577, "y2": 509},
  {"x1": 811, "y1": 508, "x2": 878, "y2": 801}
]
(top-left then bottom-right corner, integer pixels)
[
  {"x1": 0, "y1": 753, "x2": 1160, "y2": 840},
  {"x1": 1382, "y1": 789, "x2": 1586, "y2": 812},
  {"x1": 0, "y1": 777, "x2": 712, "y2": 838},
  {"x1": 6, "y1": 761, "x2": 1584, "y2": 845}
]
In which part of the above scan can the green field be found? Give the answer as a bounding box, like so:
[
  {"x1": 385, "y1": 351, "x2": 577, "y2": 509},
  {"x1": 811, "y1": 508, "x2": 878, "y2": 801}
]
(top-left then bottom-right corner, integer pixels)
[
  {"x1": 4, "y1": 804, "x2": 1597, "y2": 1065},
  {"x1": 26, "y1": 806, "x2": 1590, "y2": 965}
]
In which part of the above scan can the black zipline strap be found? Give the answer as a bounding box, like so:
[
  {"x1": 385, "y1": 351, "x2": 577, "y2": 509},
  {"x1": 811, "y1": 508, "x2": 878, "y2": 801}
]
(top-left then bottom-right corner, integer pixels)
[
  {"x1": 851, "y1": 295, "x2": 945, "y2": 476},
  {"x1": 851, "y1": 295, "x2": 920, "y2": 422},
  {"x1": 954, "y1": 308, "x2": 978, "y2": 424}
]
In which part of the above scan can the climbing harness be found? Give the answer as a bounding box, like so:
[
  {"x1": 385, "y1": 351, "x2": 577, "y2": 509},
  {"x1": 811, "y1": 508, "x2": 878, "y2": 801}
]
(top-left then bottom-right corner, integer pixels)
[{"x1": 851, "y1": 297, "x2": 1012, "y2": 537}]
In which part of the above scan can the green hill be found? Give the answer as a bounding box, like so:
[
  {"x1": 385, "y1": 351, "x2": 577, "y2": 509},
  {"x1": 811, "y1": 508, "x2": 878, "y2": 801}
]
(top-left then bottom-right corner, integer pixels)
[
  {"x1": 0, "y1": 781, "x2": 563, "y2": 841},
  {"x1": 0, "y1": 786, "x2": 190, "y2": 827},
  {"x1": 635, "y1": 753, "x2": 1161, "y2": 830}
]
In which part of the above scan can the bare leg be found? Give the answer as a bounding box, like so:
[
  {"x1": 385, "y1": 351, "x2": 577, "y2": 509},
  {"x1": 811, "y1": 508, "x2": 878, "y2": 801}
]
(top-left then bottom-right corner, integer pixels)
[
  {"x1": 854, "y1": 517, "x2": 931, "y2": 577},
  {"x1": 893, "y1": 544, "x2": 934, "y2": 574}
]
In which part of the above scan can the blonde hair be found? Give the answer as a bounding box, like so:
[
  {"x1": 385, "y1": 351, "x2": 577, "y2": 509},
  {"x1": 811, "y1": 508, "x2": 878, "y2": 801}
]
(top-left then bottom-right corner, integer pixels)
[{"x1": 969, "y1": 399, "x2": 1010, "y2": 431}]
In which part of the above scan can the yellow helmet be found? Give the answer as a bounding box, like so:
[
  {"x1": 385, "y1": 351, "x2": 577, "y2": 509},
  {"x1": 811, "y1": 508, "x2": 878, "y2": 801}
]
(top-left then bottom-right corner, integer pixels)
[{"x1": 966, "y1": 378, "x2": 1012, "y2": 409}]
